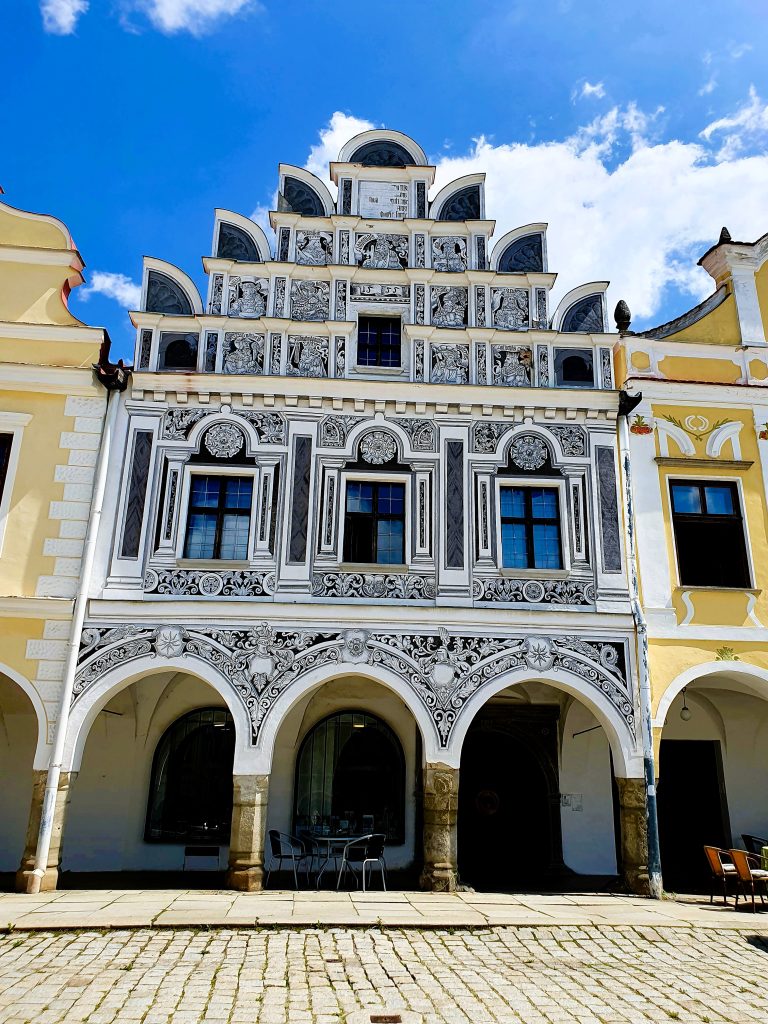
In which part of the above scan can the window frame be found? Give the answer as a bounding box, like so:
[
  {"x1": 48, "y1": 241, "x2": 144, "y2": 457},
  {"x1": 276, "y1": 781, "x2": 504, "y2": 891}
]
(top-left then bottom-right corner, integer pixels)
[
  {"x1": 553, "y1": 346, "x2": 595, "y2": 389},
  {"x1": 354, "y1": 314, "x2": 403, "y2": 370},
  {"x1": 0, "y1": 415, "x2": 31, "y2": 557},
  {"x1": 494, "y1": 476, "x2": 570, "y2": 574},
  {"x1": 667, "y1": 475, "x2": 753, "y2": 589},
  {"x1": 177, "y1": 465, "x2": 259, "y2": 564},
  {"x1": 338, "y1": 471, "x2": 411, "y2": 569}
]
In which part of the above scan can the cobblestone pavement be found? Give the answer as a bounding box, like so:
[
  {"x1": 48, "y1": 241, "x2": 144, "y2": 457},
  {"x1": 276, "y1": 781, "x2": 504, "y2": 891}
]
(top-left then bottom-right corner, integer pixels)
[{"x1": 2, "y1": 926, "x2": 768, "y2": 1023}]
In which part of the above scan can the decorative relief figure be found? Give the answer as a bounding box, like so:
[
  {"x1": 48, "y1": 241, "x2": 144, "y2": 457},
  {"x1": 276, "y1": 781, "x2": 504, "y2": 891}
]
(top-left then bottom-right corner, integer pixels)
[
  {"x1": 397, "y1": 418, "x2": 436, "y2": 452},
  {"x1": 354, "y1": 233, "x2": 408, "y2": 269},
  {"x1": 320, "y1": 415, "x2": 363, "y2": 447},
  {"x1": 138, "y1": 329, "x2": 152, "y2": 370},
  {"x1": 290, "y1": 280, "x2": 330, "y2": 321},
  {"x1": 414, "y1": 339, "x2": 425, "y2": 382},
  {"x1": 537, "y1": 344, "x2": 550, "y2": 386},
  {"x1": 203, "y1": 422, "x2": 246, "y2": 459},
  {"x1": 431, "y1": 344, "x2": 469, "y2": 385},
  {"x1": 475, "y1": 286, "x2": 487, "y2": 327},
  {"x1": 491, "y1": 345, "x2": 532, "y2": 386},
  {"x1": 432, "y1": 236, "x2": 467, "y2": 272},
  {"x1": 472, "y1": 421, "x2": 509, "y2": 453},
  {"x1": 414, "y1": 284, "x2": 425, "y2": 325},
  {"x1": 600, "y1": 348, "x2": 613, "y2": 388},
  {"x1": 270, "y1": 332, "x2": 282, "y2": 375},
  {"x1": 223, "y1": 333, "x2": 264, "y2": 375},
  {"x1": 228, "y1": 277, "x2": 268, "y2": 318},
  {"x1": 536, "y1": 288, "x2": 548, "y2": 328},
  {"x1": 350, "y1": 283, "x2": 410, "y2": 303},
  {"x1": 415, "y1": 234, "x2": 426, "y2": 268},
  {"x1": 491, "y1": 287, "x2": 530, "y2": 330},
  {"x1": 334, "y1": 335, "x2": 346, "y2": 377},
  {"x1": 549, "y1": 424, "x2": 587, "y2": 456},
  {"x1": 286, "y1": 335, "x2": 329, "y2": 378},
  {"x1": 475, "y1": 343, "x2": 488, "y2": 385},
  {"x1": 272, "y1": 278, "x2": 286, "y2": 317},
  {"x1": 335, "y1": 280, "x2": 347, "y2": 320},
  {"x1": 476, "y1": 236, "x2": 487, "y2": 270},
  {"x1": 278, "y1": 227, "x2": 290, "y2": 262},
  {"x1": 204, "y1": 331, "x2": 218, "y2": 372},
  {"x1": 209, "y1": 274, "x2": 223, "y2": 314},
  {"x1": 431, "y1": 286, "x2": 468, "y2": 328},
  {"x1": 339, "y1": 231, "x2": 350, "y2": 264},
  {"x1": 510, "y1": 434, "x2": 548, "y2": 471},
  {"x1": 295, "y1": 230, "x2": 333, "y2": 265},
  {"x1": 360, "y1": 431, "x2": 397, "y2": 465}
]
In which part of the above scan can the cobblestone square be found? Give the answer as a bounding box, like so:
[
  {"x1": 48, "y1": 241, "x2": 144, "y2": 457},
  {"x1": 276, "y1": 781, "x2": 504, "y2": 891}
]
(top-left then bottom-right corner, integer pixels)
[{"x1": 2, "y1": 925, "x2": 768, "y2": 1024}]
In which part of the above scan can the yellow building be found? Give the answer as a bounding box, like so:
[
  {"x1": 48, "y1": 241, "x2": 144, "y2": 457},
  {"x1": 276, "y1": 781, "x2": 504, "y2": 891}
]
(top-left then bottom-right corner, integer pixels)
[
  {"x1": 616, "y1": 227, "x2": 768, "y2": 891},
  {"x1": 0, "y1": 198, "x2": 123, "y2": 888}
]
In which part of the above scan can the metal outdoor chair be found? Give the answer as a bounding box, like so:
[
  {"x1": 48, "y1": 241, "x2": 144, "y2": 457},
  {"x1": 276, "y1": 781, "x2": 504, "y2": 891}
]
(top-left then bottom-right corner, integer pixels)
[
  {"x1": 336, "y1": 833, "x2": 387, "y2": 892},
  {"x1": 729, "y1": 848, "x2": 768, "y2": 912},
  {"x1": 264, "y1": 829, "x2": 310, "y2": 890},
  {"x1": 741, "y1": 834, "x2": 768, "y2": 856},
  {"x1": 703, "y1": 846, "x2": 738, "y2": 905}
]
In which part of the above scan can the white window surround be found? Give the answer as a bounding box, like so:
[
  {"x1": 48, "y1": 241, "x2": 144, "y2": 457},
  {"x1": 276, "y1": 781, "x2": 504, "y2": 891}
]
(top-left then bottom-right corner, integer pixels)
[
  {"x1": 494, "y1": 476, "x2": 571, "y2": 576},
  {"x1": 0, "y1": 413, "x2": 31, "y2": 556},
  {"x1": 336, "y1": 471, "x2": 413, "y2": 570},
  {"x1": 664, "y1": 473, "x2": 755, "y2": 591},
  {"x1": 176, "y1": 464, "x2": 260, "y2": 565}
]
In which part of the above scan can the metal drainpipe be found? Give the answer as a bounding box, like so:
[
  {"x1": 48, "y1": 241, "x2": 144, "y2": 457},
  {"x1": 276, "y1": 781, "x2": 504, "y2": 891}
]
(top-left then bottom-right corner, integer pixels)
[
  {"x1": 617, "y1": 390, "x2": 663, "y2": 899},
  {"x1": 26, "y1": 382, "x2": 122, "y2": 894}
]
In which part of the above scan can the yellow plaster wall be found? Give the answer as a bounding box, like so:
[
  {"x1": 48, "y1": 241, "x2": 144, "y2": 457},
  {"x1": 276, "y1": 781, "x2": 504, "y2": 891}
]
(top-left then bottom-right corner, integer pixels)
[
  {"x1": 648, "y1": 639, "x2": 768, "y2": 711},
  {"x1": 0, "y1": 263, "x2": 81, "y2": 328},
  {"x1": 656, "y1": 354, "x2": 741, "y2": 384},
  {"x1": 0, "y1": 336, "x2": 97, "y2": 369},
  {"x1": 0, "y1": 390, "x2": 75, "y2": 597},
  {"x1": 0, "y1": 617, "x2": 45, "y2": 690},
  {"x1": 0, "y1": 205, "x2": 70, "y2": 250},
  {"x1": 660, "y1": 290, "x2": 740, "y2": 346}
]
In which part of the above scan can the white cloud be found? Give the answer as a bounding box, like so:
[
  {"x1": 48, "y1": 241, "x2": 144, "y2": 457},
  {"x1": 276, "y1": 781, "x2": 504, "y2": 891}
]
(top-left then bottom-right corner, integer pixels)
[
  {"x1": 304, "y1": 111, "x2": 376, "y2": 182},
  {"x1": 301, "y1": 101, "x2": 768, "y2": 329},
  {"x1": 136, "y1": 0, "x2": 258, "y2": 34},
  {"x1": 700, "y1": 85, "x2": 768, "y2": 161},
  {"x1": 40, "y1": 0, "x2": 88, "y2": 34},
  {"x1": 698, "y1": 77, "x2": 717, "y2": 96},
  {"x1": 729, "y1": 42, "x2": 752, "y2": 59},
  {"x1": 579, "y1": 81, "x2": 606, "y2": 101},
  {"x1": 79, "y1": 271, "x2": 141, "y2": 310}
]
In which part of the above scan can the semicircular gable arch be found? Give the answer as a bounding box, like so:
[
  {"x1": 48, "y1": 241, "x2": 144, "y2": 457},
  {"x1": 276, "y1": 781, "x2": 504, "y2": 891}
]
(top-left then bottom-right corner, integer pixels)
[
  {"x1": 338, "y1": 129, "x2": 427, "y2": 167},
  {"x1": 430, "y1": 174, "x2": 485, "y2": 222},
  {"x1": 491, "y1": 223, "x2": 548, "y2": 273},
  {"x1": 278, "y1": 166, "x2": 334, "y2": 217},
  {"x1": 213, "y1": 209, "x2": 271, "y2": 262},
  {"x1": 552, "y1": 283, "x2": 608, "y2": 333},
  {"x1": 143, "y1": 258, "x2": 202, "y2": 316}
]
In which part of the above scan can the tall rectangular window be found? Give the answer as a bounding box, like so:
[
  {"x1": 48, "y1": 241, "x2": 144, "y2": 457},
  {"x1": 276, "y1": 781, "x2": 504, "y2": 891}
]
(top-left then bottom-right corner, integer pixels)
[
  {"x1": 670, "y1": 480, "x2": 749, "y2": 587},
  {"x1": 0, "y1": 434, "x2": 12, "y2": 506},
  {"x1": 500, "y1": 486, "x2": 562, "y2": 569},
  {"x1": 344, "y1": 481, "x2": 405, "y2": 564},
  {"x1": 184, "y1": 475, "x2": 252, "y2": 560},
  {"x1": 357, "y1": 316, "x2": 401, "y2": 368}
]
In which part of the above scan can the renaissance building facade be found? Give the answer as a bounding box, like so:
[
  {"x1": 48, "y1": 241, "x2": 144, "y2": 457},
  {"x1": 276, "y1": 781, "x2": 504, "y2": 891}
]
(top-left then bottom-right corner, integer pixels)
[{"x1": 7, "y1": 130, "x2": 650, "y2": 894}]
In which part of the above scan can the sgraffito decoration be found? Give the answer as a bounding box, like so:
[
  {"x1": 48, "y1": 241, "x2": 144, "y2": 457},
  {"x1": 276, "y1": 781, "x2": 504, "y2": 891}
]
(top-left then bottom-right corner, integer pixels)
[
  {"x1": 161, "y1": 408, "x2": 286, "y2": 444},
  {"x1": 75, "y1": 624, "x2": 633, "y2": 745}
]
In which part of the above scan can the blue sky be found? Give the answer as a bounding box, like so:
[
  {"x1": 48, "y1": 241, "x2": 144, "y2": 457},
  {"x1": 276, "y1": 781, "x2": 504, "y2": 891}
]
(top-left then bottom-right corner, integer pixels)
[{"x1": 3, "y1": 0, "x2": 768, "y2": 361}]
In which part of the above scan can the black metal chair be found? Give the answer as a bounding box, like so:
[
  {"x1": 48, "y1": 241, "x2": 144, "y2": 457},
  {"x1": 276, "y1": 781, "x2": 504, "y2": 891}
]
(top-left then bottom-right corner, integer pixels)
[
  {"x1": 264, "y1": 830, "x2": 309, "y2": 890},
  {"x1": 741, "y1": 834, "x2": 768, "y2": 856},
  {"x1": 336, "y1": 834, "x2": 387, "y2": 891}
]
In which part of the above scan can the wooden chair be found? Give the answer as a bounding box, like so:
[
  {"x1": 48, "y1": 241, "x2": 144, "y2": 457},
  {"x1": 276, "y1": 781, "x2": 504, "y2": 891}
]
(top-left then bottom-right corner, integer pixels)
[
  {"x1": 703, "y1": 846, "x2": 738, "y2": 905},
  {"x1": 729, "y1": 848, "x2": 768, "y2": 912}
]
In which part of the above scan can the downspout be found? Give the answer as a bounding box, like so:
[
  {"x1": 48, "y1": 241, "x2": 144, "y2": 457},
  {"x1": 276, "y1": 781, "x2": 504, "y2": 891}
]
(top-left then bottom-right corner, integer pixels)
[
  {"x1": 26, "y1": 343, "x2": 128, "y2": 894},
  {"x1": 617, "y1": 388, "x2": 663, "y2": 899}
]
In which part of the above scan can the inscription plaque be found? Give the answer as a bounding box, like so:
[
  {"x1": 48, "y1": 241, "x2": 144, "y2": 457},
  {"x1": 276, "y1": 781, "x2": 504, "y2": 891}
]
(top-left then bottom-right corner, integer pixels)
[{"x1": 359, "y1": 180, "x2": 409, "y2": 220}]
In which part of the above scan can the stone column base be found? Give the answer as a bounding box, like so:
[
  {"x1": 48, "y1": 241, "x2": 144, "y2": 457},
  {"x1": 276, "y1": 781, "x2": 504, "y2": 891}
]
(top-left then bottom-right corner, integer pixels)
[
  {"x1": 616, "y1": 776, "x2": 651, "y2": 896},
  {"x1": 420, "y1": 763, "x2": 459, "y2": 892},
  {"x1": 16, "y1": 769, "x2": 73, "y2": 893},
  {"x1": 226, "y1": 773, "x2": 270, "y2": 892}
]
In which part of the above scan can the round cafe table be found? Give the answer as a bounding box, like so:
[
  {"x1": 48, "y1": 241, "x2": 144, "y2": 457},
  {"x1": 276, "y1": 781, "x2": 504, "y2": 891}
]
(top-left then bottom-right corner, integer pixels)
[{"x1": 312, "y1": 835, "x2": 362, "y2": 889}]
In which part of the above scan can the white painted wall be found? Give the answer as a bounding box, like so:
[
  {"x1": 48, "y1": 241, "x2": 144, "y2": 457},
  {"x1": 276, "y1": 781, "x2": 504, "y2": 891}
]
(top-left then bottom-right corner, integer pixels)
[
  {"x1": 0, "y1": 677, "x2": 37, "y2": 872},
  {"x1": 663, "y1": 687, "x2": 768, "y2": 846},
  {"x1": 559, "y1": 700, "x2": 618, "y2": 875},
  {"x1": 267, "y1": 676, "x2": 420, "y2": 871},
  {"x1": 63, "y1": 674, "x2": 229, "y2": 872}
]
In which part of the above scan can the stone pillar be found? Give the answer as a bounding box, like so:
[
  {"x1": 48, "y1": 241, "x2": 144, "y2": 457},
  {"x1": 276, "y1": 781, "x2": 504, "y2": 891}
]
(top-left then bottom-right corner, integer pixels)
[
  {"x1": 616, "y1": 776, "x2": 651, "y2": 896},
  {"x1": 16, "y1": 769, "x2": 74, "y2": 893},
  {"x1": 226, "y1": 774, "x2": 270, "y2": 892},
  {"x1": 420, "y1": 763, "x2": 459, "y2": 892}
]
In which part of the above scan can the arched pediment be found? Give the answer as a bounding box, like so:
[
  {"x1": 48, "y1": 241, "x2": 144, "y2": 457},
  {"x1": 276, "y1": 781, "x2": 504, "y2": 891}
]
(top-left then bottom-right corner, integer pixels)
[
  {"x1": 493, "y1": 228, "x2": 546, "y2": 273},
  {"x1": 213, "y1": 210, "x2": 271, "y2": 261},
  {"x1": 338, "y1": 129, "x2": 427, "y2": 167},
  {"x1": 431, "y1": 174, "x2": 484, "y2": 222},
  {"x1": 552, "y1": 283, "x2": 608, "y2": 333},
  {"x1": 277, "y1": 166, "x2": 334, "y2": 218},
  {"x1": 143, "y1": 258, "x2": 202, "y2": 316}
]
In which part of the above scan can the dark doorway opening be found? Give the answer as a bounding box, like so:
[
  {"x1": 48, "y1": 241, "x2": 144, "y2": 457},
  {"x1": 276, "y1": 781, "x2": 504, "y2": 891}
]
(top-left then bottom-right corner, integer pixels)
[
  {"x1": 458, "y1": 706, "x2": 563, "y2": 890},
  {"x1": 657, "y1": 738, "x2": 731, "y2": 893}
]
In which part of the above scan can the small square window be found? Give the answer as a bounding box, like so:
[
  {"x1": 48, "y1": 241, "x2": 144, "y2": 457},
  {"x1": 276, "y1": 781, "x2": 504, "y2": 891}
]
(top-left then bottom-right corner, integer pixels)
[
  {"x1": 554, "y1": 348, "x2": 594, "y2": 388},
  {"x1": 184, "y1": 475, "x2": 253, "y2": 560},
  {"x1": 158, "y1": 332, "x2": 199, "y2": 371},
  {"x1": 500, "y1": 486, "x2": 562, "y2": 570},
  {"x1": 357, "y1": 316, "x2": 402, "y2": 368},
  {"x1": 344, "y1": 480, "x2": 406, "y2": 564},
  {"x1": 670, "y1": 480, "x2": 749, "y2": 587}
]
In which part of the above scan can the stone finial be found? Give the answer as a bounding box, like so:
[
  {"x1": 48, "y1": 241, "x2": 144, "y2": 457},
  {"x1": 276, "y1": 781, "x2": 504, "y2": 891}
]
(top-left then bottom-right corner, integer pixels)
[
  {"x1": 719, "y1": 226, "x2": 732, "y2": 244},
  {"x1": 614, "y1": 299, "x2": 631, "y2": 333}
]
